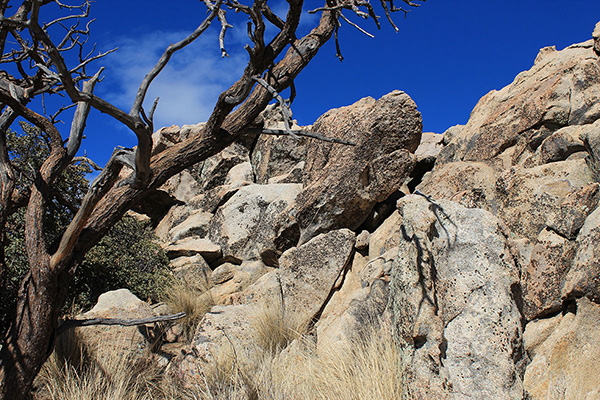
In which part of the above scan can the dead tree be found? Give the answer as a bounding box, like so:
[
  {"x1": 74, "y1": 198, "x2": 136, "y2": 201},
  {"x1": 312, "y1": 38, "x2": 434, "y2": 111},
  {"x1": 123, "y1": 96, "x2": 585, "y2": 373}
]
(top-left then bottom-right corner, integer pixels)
[{"x1": 0, "y1": 0, "x2": 424, "y2": 397}]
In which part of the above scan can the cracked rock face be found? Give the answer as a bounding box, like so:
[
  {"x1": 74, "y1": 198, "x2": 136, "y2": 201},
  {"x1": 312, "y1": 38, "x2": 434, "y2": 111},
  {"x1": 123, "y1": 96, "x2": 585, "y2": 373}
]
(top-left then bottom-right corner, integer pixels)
[
  {"x1": 389, "y1": 196, "x2": 523, "y2": 400},
  {"x1": 275, "y1": 90, "x2": 422, "y2": 247}
]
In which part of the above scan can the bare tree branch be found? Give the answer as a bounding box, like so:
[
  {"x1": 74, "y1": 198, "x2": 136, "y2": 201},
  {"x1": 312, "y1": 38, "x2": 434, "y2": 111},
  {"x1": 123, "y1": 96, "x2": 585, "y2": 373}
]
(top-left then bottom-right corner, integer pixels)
[
  {"x1": 251, "y1": 128, "x2": 356, "y2": 145},
  {"x1": 65, "y1": 67, "x2": 102, "y2": 159},
  {"x1": 340, "y1": 13, "x2": 374, "y2": 37},
  {"x1": 252, "y1": 76, "x2": 299, "y2": 139},
  {"x1": 0, "y1": 87, "x2": 64, "y2": 159},
  {"x1": 43, "y1": 0, "x2": 90, "y2": 29},
  {"x1": 217, "y1": 8, "x2": 232, "y2": 57},
  {"x1": 68, "y1": 47, "x2": 116, "y2": 74},
  {"x1": 261, "y1": 2, "x2": 285, "y2": 30},
  {"x1": 71, "y1": 154, "x2": 102, "y2": 171}
]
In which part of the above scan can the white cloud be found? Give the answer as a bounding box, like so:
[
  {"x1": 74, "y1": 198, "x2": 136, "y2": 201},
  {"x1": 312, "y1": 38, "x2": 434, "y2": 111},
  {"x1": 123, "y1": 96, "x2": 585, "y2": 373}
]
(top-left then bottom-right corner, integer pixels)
[
  {"x1": 99, "y1": 29, "x2": 247, "y2": 130},
  {"x1": 96, "y1": 5, "x2": 322, "y2": 133}
]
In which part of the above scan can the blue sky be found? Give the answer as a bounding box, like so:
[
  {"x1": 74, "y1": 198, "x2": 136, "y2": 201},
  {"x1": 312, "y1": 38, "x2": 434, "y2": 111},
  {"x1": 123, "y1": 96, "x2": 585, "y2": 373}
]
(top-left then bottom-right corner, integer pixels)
[{"x1": 29, "y1": 1, "x2": 600, "y2": 167}]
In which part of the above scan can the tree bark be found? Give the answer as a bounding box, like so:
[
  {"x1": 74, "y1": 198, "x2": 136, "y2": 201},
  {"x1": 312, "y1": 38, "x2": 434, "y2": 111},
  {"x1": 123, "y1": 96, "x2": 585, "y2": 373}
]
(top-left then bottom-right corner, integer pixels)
[{"x1": 0, "y1": 108, "x2": 17, "y2": 301}]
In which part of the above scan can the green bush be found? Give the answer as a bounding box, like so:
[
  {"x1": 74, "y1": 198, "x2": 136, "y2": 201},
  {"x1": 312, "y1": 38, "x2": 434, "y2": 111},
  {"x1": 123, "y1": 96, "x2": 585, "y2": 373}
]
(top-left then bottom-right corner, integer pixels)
[
  {"x1": 70, "y1": 216, "x2": 171, "y2": 314},
  {"x1": 1, "y1": 122, "x2": 171, "y2": 329}
]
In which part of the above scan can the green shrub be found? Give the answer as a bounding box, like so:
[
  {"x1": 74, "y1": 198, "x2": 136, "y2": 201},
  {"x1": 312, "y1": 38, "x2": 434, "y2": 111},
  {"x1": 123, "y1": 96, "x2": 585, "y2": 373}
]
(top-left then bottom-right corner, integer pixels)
[
  {"x1": 68, "y1": 215, "x2": 171, "y2": 314},
  {"x1": 1, "y1": 123, "x2": 171, "y2": 329}
]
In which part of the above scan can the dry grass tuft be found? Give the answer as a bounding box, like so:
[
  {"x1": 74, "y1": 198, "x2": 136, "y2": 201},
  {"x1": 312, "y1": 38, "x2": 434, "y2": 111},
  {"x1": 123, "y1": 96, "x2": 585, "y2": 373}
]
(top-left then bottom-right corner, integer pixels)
[
  {"x1": 164, "y1": 278, "x2": 214, "y2": 342},
  {"x1": 35, "y1": 329, "x2": 163, "y2": 400},
  {"x1": 311, "y1": 326, "x2": 408, "y2": 400},
  {"x1": 203, "y1": 342, "x2": 252, "y2": 400},
  {"x1": 35, "y1": 300, "x2": 406, "y2": 400},
  {"x1": 248, "y1": 322, "x2": 408, "y2": 400},
  {"x1": 250, "y1": 302, "x2": 307, "y2": 356}
]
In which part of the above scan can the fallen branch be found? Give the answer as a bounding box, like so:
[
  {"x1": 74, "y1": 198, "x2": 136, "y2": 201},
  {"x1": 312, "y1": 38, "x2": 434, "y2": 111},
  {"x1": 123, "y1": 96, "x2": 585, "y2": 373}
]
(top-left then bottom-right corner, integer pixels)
[{"x1": 57, "y1": 312, "x2": 186, "y2": 334}]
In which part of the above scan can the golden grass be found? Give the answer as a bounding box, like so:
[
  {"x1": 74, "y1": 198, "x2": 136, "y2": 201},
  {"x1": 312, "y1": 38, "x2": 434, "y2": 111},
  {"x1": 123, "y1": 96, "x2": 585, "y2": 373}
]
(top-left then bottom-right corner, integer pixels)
[
  {"x1": 250, "y1": 302, "x2": 307, "y2": 356},
  {"x1": 248, "y1": 323, "x2": 408, "y2": 400},
  {"x1": 164, "y1": 278, "x2": 214, "y2": 342},
  {"x1": 35, "y1": 329, "x2": 163, "y2": 400},
  {"x1": 36, "y1": 299, "x2": 406, "y2": 400},
  {"x1": 223, "y1": 303, "x2": 406, "y2": 400},
  {"x1": 203, "y1": 342, "x2": 252, "y2": 400}
]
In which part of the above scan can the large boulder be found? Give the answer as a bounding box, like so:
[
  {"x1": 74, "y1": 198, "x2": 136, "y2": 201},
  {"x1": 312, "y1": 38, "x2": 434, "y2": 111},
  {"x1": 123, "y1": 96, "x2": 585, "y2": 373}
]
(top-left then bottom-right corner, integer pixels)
[
  {"x1": 164, "y1": 237, "x2": 222, "y2": 263},
  {"x1": 518, "y1": 182, "x2": 600, "y2": 319},
  {"x1": 389, "y1": 196, "x2": 523, "y2": 399},
  {"x1": 414, "y1": 132, "x2": 444, "y2": 164},
  {"x1": 208, "y1": 183, "x2": 302, "y2": 264},
  {"x1": 166, "y1": 210, "x2": 213, "y2": 243},
  {"x1": 160, "y1": 170, "x2": 203, "y2": 204},
  {"x1": 171, "y1": 254, "x2": 212, "y2": 288},
  {"x1": 190, "y1": 142, "x2": 252, "y2": 192},
  {"x1": 275, "y1": 91, "x2": 422, "y2": 247},
  {"x1": 155, "y1": 204, "x2": 193, "y2": 242},
  {"x1": 521, "y1": 228, "x2": 577, "y2": 319},
  {"x1": 243, "y1": 229, "x2": 356, "y2": 324},
  {"x1": 251, "y1": 135, "x2": 308, "y2": 184}
]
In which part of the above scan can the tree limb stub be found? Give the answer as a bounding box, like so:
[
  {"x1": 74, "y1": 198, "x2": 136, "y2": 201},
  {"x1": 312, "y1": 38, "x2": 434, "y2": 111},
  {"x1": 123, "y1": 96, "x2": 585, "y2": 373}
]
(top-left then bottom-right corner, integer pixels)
[
  {"x1": 252, "y1": 76, "x2": 299, "y2": 139},
  {"x1": 250, "y1": 128, "x2": 356, "y2": 145}
]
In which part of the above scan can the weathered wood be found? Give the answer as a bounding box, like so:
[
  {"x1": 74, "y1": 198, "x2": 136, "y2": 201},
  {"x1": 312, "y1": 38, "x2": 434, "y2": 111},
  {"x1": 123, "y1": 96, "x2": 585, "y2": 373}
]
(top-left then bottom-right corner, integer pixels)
[
  {"x1": 57, "y1": 312, "x2": 186, "y2": 334},
  {"x1": 251, "y1": 128, "x2": 356, "y2": 145}
]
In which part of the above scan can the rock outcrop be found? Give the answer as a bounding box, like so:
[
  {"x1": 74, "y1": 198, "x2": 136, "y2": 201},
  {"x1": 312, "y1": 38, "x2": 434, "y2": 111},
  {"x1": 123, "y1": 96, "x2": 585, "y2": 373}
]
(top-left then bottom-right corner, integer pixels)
[
  {"x1": 275, "y1": 90, "x2": 422, "y2": 247},
  {"x1": 418, "y1": 29, "x2": 600, "y2": 324},
  {"x1": 406, "y1": 24, "x2": 600, "y2": 399},
  {"x1": 92, "y1": 22, "x2": 600, "y2": 400}
]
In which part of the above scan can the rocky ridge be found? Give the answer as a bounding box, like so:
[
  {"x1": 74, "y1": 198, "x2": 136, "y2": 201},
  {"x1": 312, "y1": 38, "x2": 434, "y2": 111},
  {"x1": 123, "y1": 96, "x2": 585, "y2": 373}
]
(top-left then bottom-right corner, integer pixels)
[{"x1": 74, "y1": 23, "x2": 600, "y2": 400}]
